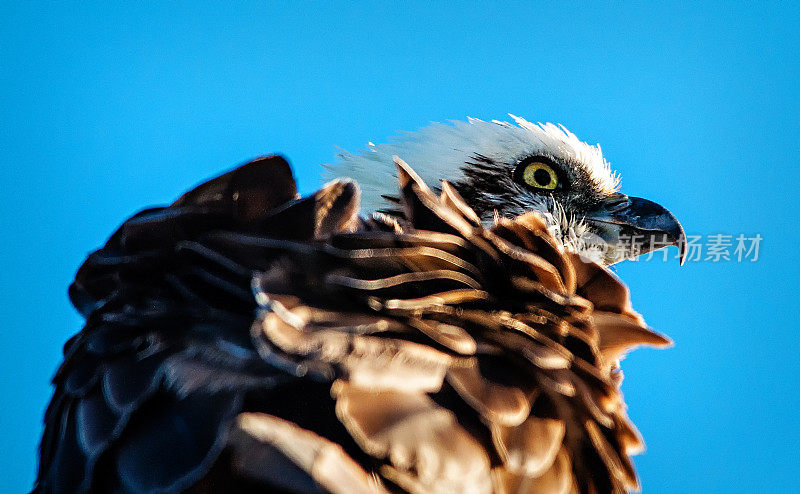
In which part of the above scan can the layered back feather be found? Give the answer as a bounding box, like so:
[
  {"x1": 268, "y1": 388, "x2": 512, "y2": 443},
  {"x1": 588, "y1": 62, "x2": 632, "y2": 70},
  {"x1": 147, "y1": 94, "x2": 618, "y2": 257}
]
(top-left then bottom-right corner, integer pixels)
[{"x1": 37, "y1": 155, "x2": 669, "y2": 494}]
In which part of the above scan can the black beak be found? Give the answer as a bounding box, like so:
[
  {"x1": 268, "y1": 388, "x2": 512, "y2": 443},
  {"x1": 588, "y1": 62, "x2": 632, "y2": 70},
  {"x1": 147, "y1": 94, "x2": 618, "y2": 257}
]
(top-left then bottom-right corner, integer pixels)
[{"x1": 587, "y1": 194, "x2": 686, "y2": 265}]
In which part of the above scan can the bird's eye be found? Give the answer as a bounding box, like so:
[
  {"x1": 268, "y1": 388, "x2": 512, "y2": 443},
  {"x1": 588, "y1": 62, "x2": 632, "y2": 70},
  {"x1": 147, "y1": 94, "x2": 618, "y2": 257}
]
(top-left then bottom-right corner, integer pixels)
[{"x1": 521, "y1": 161, "x2": 559, "y2": 190}]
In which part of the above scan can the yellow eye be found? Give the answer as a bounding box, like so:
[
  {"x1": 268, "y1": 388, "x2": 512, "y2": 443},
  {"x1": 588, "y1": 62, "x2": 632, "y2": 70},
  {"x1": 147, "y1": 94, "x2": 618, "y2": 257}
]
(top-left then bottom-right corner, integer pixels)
[{"x1": 522, "y1": 162, "x2": 559, "y2": 190}]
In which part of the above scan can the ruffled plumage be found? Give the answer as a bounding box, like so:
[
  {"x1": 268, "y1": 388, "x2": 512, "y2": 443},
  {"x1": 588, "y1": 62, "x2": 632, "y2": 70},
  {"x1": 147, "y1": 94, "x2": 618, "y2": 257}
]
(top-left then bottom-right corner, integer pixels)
[{"x1": 36, "y1": 155, "x2": 669, "y2": 494}]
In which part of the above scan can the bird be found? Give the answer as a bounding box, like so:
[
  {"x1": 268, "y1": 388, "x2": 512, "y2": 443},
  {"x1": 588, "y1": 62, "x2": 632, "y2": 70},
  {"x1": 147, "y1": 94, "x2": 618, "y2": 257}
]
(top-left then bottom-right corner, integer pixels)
[
  {"x1": 35, "y1": 117, "x2": 682, "y2": 494},
  {"x1": 329, "y1": 115, "x2": 684, "y2": 266}
]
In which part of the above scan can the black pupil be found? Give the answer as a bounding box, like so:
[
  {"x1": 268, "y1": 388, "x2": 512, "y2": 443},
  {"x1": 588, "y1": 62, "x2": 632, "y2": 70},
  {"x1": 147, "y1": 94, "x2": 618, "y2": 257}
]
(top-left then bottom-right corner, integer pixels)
[{"x1": 533, "y1": 168, "x2": 551, "y2": 187}]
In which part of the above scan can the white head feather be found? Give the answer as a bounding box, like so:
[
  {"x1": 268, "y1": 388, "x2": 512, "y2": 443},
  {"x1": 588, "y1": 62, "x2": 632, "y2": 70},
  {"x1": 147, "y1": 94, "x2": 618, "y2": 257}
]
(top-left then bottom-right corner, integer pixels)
[{"x1": 325, "y1": 115, "x2": 620, "y2": 214}]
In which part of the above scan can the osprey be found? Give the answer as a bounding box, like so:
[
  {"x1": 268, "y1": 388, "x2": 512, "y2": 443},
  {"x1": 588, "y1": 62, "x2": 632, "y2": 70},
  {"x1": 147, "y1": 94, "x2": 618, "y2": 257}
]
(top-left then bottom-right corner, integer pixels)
[
  {"x1": 36, "y1": 118, "x2": 681, "y2": 494},
  {"x1": 330, "y1": 116, "x2": 684, "y2": 265}
]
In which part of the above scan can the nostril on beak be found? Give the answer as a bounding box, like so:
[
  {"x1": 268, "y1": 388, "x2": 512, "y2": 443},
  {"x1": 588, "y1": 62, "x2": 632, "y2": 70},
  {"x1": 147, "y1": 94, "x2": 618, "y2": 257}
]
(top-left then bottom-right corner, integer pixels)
[{"x1": 603, "y1": 194, "x2": 630, "y2": 212}]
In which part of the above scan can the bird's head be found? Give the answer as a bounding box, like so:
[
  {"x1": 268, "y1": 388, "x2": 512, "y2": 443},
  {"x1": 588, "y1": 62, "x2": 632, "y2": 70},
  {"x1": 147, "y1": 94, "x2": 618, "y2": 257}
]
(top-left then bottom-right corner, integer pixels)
[{"x1": 329, "y1": 115, "x2": 684, "y2": 266}]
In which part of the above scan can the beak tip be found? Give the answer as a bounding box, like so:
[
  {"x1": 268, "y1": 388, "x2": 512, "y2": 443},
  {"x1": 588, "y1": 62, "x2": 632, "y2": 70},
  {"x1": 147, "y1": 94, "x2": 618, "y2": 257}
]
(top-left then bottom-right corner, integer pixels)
[{"x1": 675, "y1": 224, "x2": 687, "y2": 266}]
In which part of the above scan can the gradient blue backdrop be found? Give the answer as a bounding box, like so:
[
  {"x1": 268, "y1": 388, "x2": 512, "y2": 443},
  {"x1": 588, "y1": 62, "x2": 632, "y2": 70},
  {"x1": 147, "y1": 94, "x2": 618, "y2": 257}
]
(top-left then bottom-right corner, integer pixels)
[{"x1": 3, "y1": 2, "x2": 799, "y2": 492}]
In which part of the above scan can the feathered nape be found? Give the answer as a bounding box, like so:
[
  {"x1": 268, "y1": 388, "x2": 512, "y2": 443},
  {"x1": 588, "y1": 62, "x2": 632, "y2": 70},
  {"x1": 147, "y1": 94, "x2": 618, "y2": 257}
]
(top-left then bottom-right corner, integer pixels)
[{"x1": 327, "y1": 115, "x2": 620, "y2": 214}]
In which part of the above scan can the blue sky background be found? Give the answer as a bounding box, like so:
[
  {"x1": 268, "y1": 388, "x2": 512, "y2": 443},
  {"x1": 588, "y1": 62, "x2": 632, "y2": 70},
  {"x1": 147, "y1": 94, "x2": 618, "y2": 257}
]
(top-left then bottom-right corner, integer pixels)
[{"x1": 2, "y1": 2, "x2": 799, "y2": 492}]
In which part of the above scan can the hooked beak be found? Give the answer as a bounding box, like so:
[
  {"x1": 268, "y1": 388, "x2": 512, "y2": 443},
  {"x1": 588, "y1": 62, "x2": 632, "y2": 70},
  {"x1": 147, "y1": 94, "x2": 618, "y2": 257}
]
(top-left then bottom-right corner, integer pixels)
[{"x1": 585, "y1": 194, "x2": 686, "y2": 265}]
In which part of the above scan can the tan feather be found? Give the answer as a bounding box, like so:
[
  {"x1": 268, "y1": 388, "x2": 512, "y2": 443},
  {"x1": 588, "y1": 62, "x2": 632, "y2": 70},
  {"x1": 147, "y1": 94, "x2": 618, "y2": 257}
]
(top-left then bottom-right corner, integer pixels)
[
  {"x1": 491, "y1": 414, "x2": 566, "y2": 476},
  {"x1": 439, "y1": 180, "x2": 482, "y2": 227},
  {"x1": 333, "y1": 382, "x2": 493, "y2": 494},
  {"x1": 230, "y1": 413, "x2": 387, "y2": 494},
  {"x1": 493, "y1": 448, "x2": 575, "y2": 494},
  {"x1": 447, "y1": 362, "x2": 532, "y2": 427},
  {"x1": 592, "y1": 311, "x2": 672, "y2": 359}
]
